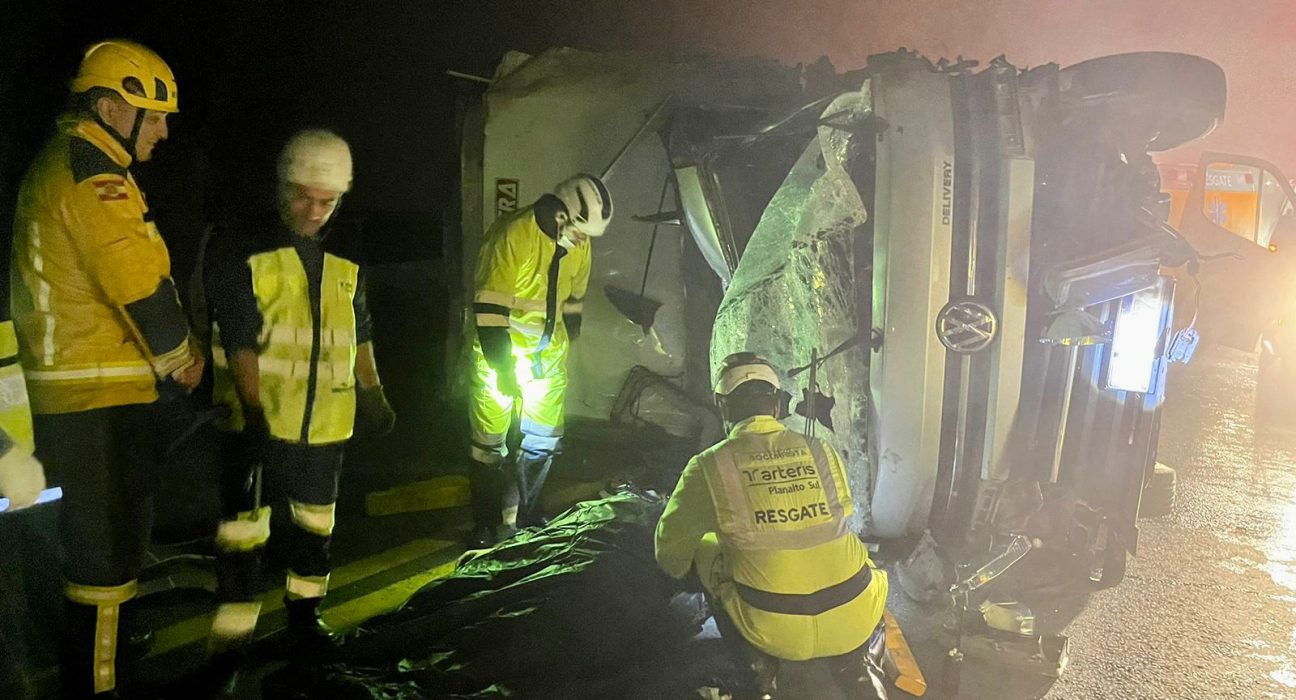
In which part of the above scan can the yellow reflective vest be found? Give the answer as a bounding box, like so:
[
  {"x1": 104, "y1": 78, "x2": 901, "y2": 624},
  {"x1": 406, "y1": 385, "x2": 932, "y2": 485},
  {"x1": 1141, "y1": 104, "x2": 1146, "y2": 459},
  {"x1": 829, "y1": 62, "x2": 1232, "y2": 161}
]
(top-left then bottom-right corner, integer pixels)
[
  {"x1": 11, "y1": 117, "x2": 188, "y2": 414},
  {"x1": 655, "y1": 416, "x2": 888, "y2": 660},
  {"x1": 471, "y1": 203, "x2": 590, "y2": 355},
  {"x1": 211, "y1": 240, "x2": 360, "y2": 444}
]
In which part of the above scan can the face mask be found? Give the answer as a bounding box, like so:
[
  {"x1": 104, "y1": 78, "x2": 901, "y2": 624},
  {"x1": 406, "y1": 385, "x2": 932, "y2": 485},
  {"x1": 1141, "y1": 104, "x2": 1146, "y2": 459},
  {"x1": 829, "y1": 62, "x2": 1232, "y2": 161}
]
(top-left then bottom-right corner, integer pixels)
[{"x1": 557, "y1": 231, "x2": 578, "y2": 250}]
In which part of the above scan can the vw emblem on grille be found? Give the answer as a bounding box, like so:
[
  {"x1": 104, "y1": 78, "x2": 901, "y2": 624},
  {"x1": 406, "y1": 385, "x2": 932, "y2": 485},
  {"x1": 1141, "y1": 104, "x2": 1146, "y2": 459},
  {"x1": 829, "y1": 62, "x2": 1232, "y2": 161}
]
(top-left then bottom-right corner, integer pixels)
[{"x1": 935, "y1": 299, "x2": 998, "y2": 353}]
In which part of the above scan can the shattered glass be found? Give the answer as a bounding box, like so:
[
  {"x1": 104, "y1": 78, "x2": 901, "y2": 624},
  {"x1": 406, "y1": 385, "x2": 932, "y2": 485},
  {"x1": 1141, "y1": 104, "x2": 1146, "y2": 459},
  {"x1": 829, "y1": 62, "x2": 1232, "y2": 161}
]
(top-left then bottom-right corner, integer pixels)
[{"x1": 710, "y1": 87, "x2": 874, "y2": 530}]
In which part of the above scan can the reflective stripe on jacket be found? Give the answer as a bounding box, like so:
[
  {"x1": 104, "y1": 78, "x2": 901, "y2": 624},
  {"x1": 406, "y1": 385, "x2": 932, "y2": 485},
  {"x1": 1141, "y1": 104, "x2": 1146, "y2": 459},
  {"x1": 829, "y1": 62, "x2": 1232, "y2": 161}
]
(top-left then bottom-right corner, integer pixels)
[
  {"x1": 655, "y1": 416, "x2": 887, "y2": 660},
  {"x1": 10, "y1": 117, "x2": 186, "y2": 413},
  {"x1": 212, "y1": 246, "x2": 359, "y2": 444}
]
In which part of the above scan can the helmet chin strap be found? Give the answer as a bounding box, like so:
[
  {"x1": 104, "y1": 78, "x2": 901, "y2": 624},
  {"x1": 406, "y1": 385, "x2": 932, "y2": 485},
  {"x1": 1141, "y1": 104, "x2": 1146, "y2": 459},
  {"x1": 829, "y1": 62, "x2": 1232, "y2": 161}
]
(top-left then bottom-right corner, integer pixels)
[
  {"x1": 555, "y1": 218, "x2": 580, "y2": 250},
  {"x1": 126, "y1": 108, "x2": 146, "y2": 158},
  {"x1": 94, "y1": 104, "x2": 147, "y2": 161}
]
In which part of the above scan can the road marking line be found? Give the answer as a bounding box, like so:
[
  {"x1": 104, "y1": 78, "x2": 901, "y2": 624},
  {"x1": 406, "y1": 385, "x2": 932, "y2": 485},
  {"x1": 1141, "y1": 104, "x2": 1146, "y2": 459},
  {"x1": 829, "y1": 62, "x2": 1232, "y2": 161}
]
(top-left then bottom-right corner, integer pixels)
[{"x1": 148, "y1": 538, "x2": 455, "y2": 657}]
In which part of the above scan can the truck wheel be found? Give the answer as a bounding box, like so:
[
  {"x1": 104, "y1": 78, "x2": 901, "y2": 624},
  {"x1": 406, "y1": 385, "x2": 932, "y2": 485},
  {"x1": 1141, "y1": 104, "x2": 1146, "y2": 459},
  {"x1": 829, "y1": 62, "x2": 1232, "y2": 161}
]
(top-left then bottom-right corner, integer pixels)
[
  {"x1": 1056, "y1": 52, "x2": 1226, "y2": 153},
  {"x1": 1139, "y1": 463, "x2": 1177, "y2": 518}
]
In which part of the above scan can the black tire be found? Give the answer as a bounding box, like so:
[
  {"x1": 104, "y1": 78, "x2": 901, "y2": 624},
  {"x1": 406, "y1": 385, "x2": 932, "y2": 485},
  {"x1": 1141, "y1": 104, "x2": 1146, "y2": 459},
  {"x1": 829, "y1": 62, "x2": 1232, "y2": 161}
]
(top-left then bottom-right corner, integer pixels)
[
  {"x1": 1057, "y1": 52, "x2": 1226, "y2": 152},
  {"x1": 1089, "y1": 528, "x2": 1128, "y2": 590},
  {"x1": 1139, "y1": 463, "x2": 1177, "y2": 518}
]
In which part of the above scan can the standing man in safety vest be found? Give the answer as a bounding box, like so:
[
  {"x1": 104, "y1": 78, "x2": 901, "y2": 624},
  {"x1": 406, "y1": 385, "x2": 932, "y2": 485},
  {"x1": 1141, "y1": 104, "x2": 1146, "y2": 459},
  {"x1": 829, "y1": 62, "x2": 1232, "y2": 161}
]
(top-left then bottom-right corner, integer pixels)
[
  {"x1": 655, "y1": 353, "x2": 889, "y2": 698},
  {"x1": 467, "y1": 174, "x2": 611, "y2": 547},
  {"x1": 202, "y1": 129, "x2": 394, "y2": 670},
  {"x1": 10, "y1": 40, "x2": 203, "y2": 697}
]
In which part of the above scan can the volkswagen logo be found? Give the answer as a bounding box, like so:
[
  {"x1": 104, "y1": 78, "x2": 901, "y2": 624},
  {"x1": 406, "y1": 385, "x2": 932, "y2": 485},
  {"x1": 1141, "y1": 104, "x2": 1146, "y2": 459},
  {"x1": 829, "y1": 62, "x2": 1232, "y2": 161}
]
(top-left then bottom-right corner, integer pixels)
[{"x1": 935, "y1": 298, "x2": 998, "y2": 353}]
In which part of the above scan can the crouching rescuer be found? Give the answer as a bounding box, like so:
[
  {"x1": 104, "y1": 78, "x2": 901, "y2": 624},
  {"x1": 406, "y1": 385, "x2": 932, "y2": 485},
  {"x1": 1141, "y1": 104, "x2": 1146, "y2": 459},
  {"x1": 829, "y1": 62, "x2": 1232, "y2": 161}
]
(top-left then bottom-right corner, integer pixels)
[
  {"x1": 655, "y1": 353, "x2": 889, "y2": 698},
  {"x1": 203, "y1": 129, "x2": 394, "y2": 666},
  {"x1": 466, "y1": 174, "x2": 610, "y2": 546}
]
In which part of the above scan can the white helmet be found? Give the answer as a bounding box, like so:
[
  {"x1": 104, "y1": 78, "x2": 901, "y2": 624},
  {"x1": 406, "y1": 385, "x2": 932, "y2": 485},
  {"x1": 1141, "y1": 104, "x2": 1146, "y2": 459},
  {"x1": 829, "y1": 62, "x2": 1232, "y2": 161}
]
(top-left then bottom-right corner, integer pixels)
[
  {"x1": 554, "y1": 173, "x2": 613, "y2": 237},
  {"x1": 279, "y1": 129, "x2": 353, "y2": 192},
  {"x1": 714, "y1": 352, "x2": 782, "y2": 396}
]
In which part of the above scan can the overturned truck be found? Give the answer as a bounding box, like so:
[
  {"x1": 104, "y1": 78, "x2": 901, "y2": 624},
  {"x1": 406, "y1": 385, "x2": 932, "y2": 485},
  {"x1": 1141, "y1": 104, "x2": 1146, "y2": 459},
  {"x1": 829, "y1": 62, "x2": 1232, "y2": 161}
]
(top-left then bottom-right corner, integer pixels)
[{"x1": 456, "y1": 48, "x2": 1229, "y2": 589}]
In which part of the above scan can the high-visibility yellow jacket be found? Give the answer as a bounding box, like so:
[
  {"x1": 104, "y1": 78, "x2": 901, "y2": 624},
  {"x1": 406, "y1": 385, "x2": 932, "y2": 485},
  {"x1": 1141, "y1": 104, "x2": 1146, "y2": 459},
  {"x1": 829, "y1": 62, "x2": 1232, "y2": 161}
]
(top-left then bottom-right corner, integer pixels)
[
  {"x1": 205, "y1": 221, "x2": 370, "y2": 445},
  {"x1": 0, "y1": 322, "x2": 34, "y2": 452},
  {"x1": 10, "y1": 116, "x2": 191, "y2": 414},
  {"x1": 655, "y1": 415, "x2": 888, "y2": 661},
  {"x1": 471, "y1": 200, "x2": 590, "y2": 371}
]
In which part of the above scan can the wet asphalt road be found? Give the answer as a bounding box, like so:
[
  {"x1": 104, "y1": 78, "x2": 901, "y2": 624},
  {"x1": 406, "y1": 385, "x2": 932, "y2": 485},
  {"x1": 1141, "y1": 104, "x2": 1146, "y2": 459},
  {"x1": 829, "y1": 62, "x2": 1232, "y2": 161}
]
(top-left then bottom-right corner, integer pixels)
[{"x1": 890, "y1": 344, "x2": 1296, "y2": 700}]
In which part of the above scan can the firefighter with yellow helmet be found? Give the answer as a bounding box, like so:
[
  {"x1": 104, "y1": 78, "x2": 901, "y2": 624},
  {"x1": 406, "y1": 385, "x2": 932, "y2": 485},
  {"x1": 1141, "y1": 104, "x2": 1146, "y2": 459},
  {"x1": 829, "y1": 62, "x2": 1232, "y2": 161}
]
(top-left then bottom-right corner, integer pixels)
[
  {"x1": 10, "y1": 39, "x2": 202, "y2": 697},
  {"x1": 655, "y1": 352, "x2": 889, "y2": 698},
  {"x1": 467, "y1": 174, "x2": 610, "y2": 547},
  {"x1": 200, "y1": 128, "x2": 393, "y2": 680}
]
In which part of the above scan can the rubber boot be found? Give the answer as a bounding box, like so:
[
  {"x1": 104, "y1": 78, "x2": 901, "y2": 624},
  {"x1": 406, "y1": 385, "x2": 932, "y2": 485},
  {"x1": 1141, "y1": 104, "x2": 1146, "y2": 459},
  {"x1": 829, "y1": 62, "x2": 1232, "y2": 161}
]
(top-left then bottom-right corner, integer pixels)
[
  {"x1": 283, "y1": 597, "x2": 340, "y2": 652},
  {"x1": 830, "y1": 619, "x2": 889, "y2": 700},
  {"x1": 469, "y1": 462, "x2": 516, "y2": 547},
  {"x1": 182, "y1": 647, "x2": 245, "y2": 699},
  {"x1": 750, "y1": 653, "x2": 779, "y2": 699},
  {"x1": 117, "y1": 601, "x2": 154, "y2": 667},
  {"x1": 197, "y1": 599, "x2": 262, "y2": 699},
  {"x1": 514, "y1": 454, "x2": 554, "y2": 528}
]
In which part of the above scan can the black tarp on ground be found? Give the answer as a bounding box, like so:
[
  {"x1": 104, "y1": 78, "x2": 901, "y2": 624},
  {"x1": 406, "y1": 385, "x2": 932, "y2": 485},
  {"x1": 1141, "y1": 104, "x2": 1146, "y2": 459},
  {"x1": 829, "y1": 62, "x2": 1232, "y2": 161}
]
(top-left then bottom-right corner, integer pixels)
[{"x1": 264, "y1": 492, "x2": 738, "y2": 699}]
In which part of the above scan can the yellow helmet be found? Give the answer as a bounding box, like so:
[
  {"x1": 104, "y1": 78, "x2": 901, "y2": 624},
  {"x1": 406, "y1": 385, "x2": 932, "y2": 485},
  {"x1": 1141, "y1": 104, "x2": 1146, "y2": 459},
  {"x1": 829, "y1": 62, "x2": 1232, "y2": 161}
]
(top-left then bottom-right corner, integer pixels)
[{"x1": 71, "y1": 40, "x2": 178, "y2": 113}]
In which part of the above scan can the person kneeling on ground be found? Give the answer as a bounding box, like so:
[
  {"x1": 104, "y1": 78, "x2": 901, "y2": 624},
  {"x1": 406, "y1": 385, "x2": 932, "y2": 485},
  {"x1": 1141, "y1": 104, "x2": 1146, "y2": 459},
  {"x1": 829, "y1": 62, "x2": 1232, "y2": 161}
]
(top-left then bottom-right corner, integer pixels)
[{"x1": 654, "y1": 352, "x2": 889, "y2": 699}]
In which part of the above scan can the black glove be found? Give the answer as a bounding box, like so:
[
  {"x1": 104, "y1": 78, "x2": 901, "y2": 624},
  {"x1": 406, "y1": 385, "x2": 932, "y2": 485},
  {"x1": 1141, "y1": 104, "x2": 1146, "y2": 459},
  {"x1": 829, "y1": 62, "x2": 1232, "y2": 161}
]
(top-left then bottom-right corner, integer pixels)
[
  {"x1": 564, "y1": 313, "x2": 582, "y2": 342},
  {"x1": 356, "y1": 384, "x2": 396, "y2": 437}
]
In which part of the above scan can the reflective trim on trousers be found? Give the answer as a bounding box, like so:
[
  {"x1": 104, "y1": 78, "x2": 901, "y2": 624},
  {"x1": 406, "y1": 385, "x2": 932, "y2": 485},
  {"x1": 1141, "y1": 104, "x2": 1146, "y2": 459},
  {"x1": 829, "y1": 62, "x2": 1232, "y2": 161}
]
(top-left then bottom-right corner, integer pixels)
[
  {"x1": 520, "y1": 418, "x2": 563, "y2": 456},
  {"x1": 215, "y1": 507, "x2": 272, "y2": 552},
  {"x1": 285, "y1": 571, "x2": 330, "y2": 600},
  {"x1": 65, "y1": 580, "x2": 137, "y2": 606},
  {"x1": 471, "y1": 443, "x2": 505, "y2": 464},
  {"x1": 520, "y1": 433, "x2": 561, "y2": 458},
  {"x1": 520, "y1": 417, "x2": 562, "y2": 438},
  {"x1": 290, "y1": 500, "x2": 336, "y2": 537},
  {"x1": 471, "y1": 428, "x2": 506, "y2": 464},
  {"x1": 209, "y1": 601, "x2": 262, "y2": 645},
  {"x1": 66, "y1": 580, "x2": 137, "y2": 694}
]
